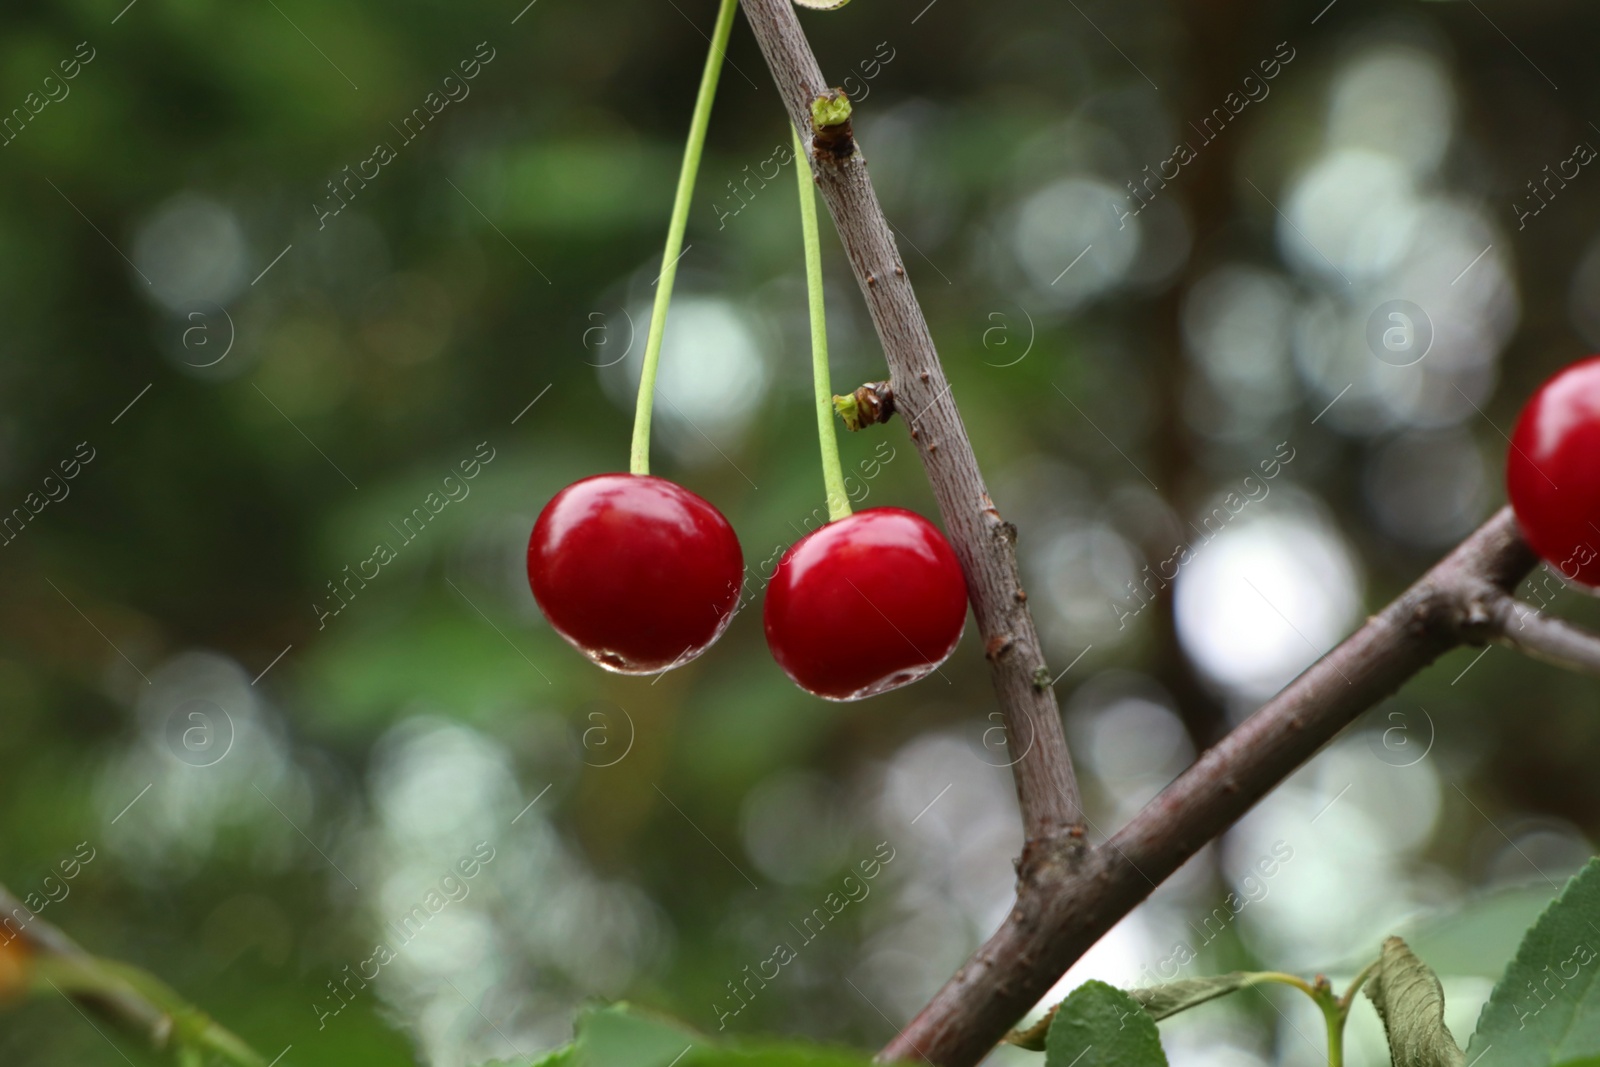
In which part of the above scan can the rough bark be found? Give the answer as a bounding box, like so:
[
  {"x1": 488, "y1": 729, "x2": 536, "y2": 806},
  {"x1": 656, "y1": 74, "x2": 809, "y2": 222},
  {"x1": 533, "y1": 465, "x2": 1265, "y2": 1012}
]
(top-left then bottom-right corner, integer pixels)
[{"x1": 881, "y1": 510, "x2": 1539, "y2": 1065}]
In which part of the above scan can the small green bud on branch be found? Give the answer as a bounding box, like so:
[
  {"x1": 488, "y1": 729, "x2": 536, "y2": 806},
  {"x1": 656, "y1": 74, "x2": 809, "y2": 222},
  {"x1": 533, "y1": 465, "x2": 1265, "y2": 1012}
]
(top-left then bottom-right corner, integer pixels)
[
  {"x1": 809, "y1": 89, "x2": 855, "y2": 160},
  {"x1": 811, "y1": 90, "x2": 853, "y2": 128},
  {"x1": 834, "y1": 380, "x2": 894, "y2": 430}
]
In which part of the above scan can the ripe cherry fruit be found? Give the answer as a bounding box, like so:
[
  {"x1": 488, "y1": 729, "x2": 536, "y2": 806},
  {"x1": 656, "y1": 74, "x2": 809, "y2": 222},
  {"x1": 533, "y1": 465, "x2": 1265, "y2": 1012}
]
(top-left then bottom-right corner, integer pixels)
[
  {"x1": 528, "y1": 474, "x2": 743, "y2": 673},
  {"x1": 1508, "y1": 355, "x2": 1600, "y2": 586},
  {"x1": 764, "y1": 507, "x2": 968, "y2": 701}
]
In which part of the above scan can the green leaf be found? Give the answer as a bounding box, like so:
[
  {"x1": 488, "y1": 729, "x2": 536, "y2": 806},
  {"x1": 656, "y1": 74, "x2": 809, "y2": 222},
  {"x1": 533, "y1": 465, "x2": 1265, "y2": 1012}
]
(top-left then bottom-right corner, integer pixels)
[
  {"x1": 1364, "y1": 937, "x2": 1466, "y2": 1067},
  {"x1": 480, "y1": 1003, "x2": 879, "y2": 1067},
  {"x1": 1130, "y1": 972, "x2": 1264, "y2": 1021},
  {"x1": 579, "y1": 1003, "x2": 700, "y2": 1067},
  {"x1": 1007, "y1": 971, "x2": 1300, "y2": 1049},
  {"x1": 1044, "y1": 981, "x2": 1168, "y2": 1067},
  {"x1": 1394, "y1": 883, "x2": 1567, "y2": 979},
  {"x1": 1465, "y1": 858, "x2": 1600, "y2": 1067}
]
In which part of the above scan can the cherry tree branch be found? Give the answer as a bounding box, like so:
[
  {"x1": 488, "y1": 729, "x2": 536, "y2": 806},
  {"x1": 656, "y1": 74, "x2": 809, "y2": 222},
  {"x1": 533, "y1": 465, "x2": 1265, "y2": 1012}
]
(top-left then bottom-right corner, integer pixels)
[
  {"x1": 732, "y1": 6, "x2": 1583, "y2": 1067},
  {"x1": 737, "y1": 0, "x2": 1083, "y2": 844},
  {"x1": 880, "y1": 509, "x2": 1538, "y2": 1066}
]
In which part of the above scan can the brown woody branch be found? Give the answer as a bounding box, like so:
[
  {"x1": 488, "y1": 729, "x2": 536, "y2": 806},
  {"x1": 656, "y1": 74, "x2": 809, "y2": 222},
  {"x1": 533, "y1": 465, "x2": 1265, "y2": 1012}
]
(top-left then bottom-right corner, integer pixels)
[
  {"x1": 733, "y1": 5, "x2": 1598, "y2": 1067},
  {"x1": 737, "y1": 0, "x2": 1083, "y2": 845},
  {"x1": 879, "y1": 509, "x2": 1540, "y2": 1065}
]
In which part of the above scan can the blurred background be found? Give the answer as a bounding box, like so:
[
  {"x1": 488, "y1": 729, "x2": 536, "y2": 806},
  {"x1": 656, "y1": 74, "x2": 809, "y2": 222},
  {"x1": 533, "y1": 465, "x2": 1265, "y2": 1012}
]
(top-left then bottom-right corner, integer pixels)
[{"x1": 1, "y1": 0, "x2": 1598, "y2": 1063}]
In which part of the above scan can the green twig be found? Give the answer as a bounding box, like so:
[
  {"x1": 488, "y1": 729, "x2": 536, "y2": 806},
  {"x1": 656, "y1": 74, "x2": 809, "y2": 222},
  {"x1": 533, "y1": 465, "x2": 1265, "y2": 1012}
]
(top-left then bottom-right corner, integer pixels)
[
  {"x1": 1339, "y1": 957, "x2": 1381, "y2": 1011},
  {"x1": 1248, "y1": 971, "x2": 1322, "y2": 999},
  {"x1": 1223, "y1": 970, "x2": 1361, "y2": 1067},
  {"x1": 31, "y1": 953, "x2": 267, "y2": 1066}
]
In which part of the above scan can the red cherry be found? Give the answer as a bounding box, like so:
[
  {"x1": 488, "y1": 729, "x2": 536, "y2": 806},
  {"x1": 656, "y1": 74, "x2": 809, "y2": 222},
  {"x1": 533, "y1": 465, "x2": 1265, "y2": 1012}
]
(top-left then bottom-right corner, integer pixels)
[
  {"x1": 1508, "y1": 355, "x2": 1600, "y2": 586},
  {"x1": 763, "y1": 507, "x2": 968, "y2": 700},
  {"x1": 528, "y1": 474, "x2": 743, "y2": 673}
]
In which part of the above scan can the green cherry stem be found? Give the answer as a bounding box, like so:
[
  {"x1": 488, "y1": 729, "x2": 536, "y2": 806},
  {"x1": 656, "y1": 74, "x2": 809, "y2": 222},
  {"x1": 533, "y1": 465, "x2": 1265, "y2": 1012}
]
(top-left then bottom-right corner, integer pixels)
[
  {"x1": 1243, "y1": 971, "x2": 1351, "y2": 1067},
  {"x1": 629, "y1": 0, "x2": 740, "y2": 476},
  {"x1": 793, "y1": 125, "x2": 852, "y2": 522}
]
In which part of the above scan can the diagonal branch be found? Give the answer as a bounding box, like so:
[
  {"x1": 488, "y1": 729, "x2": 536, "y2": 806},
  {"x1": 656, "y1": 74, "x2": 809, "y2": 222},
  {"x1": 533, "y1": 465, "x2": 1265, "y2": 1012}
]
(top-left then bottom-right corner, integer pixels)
[
  {"x1": 0, "y1": 884, "x2": 266, "y2": 1065},
  {"x1": 0, "y1": 885, "x2": 160, "y2": 1037},
  {"x1": 880, "y1": 509, "x2": 1538, "y2": 1066},
  {"x1": 734, "y1": 6, "x2": 1573, "y2": 1067},
  {"x1": 738, "y1": 0, "x2": 1083, "y2": 845}
]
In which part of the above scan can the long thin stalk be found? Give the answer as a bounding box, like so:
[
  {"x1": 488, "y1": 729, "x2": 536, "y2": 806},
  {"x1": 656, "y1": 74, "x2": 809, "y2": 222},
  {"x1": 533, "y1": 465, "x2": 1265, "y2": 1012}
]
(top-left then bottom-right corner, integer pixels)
[
  {"x1": 629, "y1": 0, "x2": 741, "y2": 475},
  {"x1": 793, "y1": 125, "x2": 851, "y2": 521}
]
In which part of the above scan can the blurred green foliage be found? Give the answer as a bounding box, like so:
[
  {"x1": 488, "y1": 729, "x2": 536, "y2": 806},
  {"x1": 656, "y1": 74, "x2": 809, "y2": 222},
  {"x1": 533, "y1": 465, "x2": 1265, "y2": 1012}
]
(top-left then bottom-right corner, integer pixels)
[{"x1": 3, "y1": 0, "x2": 1600, "y2": 1065}]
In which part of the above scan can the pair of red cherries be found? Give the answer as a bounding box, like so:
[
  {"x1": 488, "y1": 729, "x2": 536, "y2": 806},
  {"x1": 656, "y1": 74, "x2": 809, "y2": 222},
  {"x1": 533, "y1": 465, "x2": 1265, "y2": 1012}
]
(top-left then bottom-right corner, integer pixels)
[
  {"x1": 524, "y1": 354, "x2": 1600, "y2": 698},
  {"x1": 510, "y1": 349, "x2": 1600, "y2": 704},
  {"x1": 526, "y1": 474, "x2": 967, "y2": 700}
]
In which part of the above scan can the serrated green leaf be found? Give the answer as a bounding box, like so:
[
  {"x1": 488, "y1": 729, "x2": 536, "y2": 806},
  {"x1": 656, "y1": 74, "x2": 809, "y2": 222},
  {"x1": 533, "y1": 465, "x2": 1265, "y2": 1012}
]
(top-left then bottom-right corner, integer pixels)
[
  {"x1": 1044, "y1": 981, "x2": 1168, "y2": 1067},
  {"x1": 1364, "y1": 937, "x2": 1466, "y2": 1067},
  {"x1": 1466, "y1": 858, "x2": 1600, "y2": 1067},
  {"x1": 1554, "y1": 1059, "x2": 1600, "y2": 1067}
]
